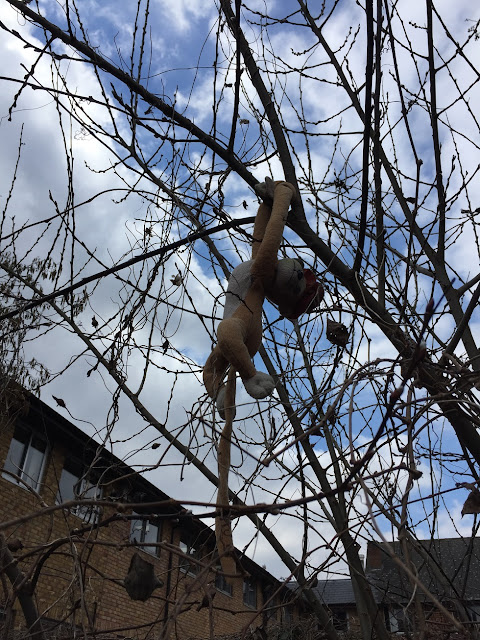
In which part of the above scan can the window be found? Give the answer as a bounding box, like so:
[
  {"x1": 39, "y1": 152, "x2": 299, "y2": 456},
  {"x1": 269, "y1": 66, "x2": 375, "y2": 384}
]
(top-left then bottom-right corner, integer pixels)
[
  {"x1": 2, "y1": 423, "x2": 48, "y2": 490},
  {"x1": 179, "y1": 534, "x2": 204, "y2": 575},
  {"x1": 283, "y1": 605, "x2": 294, "y2": 624},
  {"x1": 56, "y1": 458, "x2": 102, "y2": 523},
  {"x1": 467, "y1": 602, "x2": 480, "y2": 624},
  {"x1": 215, "y1": 567, "x2": 233, "y2": 596},
  {"x1": 388, "y1": 606, "x2": 411, "y2": 633},
  {"x1": 243, "y1": 578, "x2": 257, "y2": 608},
  {"x1": 332, "y1": 609, "x2": 348, "y2": 632},
  {"x1": 130, "y1": 513, "x2": 161, "y2": 556}
]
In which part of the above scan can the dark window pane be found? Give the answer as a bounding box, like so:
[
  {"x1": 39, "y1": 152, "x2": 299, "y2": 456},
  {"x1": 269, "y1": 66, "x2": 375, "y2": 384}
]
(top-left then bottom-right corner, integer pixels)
[
  {"x1": 215, "y1": 571, "x2": 233, "y2": 596},
  {"x1": 57, "y1": 468, "x2": 79, "y2": 503},
  {"x1": 243, "y1": 578, "x2": 257, "y2": 608},
  {"x1": 179, "y1": 537, "x2": 202, "y2": 574},
  {"x1": 283, "y1": 606, "x2": 293, "y2": 624},
  {"x1": 75, "y1": 481, "x2": 102, "y2": 523},
  {"x1": 57, "y1": 463, "x2": 101, "y2": 523},
  {"x1": 389, "y1": 607, "x2": 409, "y2": 633},
  {"x1": 467, "y1": 603, "x2": 480, "y2": 622},
  {"x1": 332, "y1": 609, "x2": 348, "y2": 632}
]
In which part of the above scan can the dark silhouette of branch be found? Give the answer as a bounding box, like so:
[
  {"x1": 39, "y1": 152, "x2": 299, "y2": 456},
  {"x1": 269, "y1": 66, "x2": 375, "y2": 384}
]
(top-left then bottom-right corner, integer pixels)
[
  {"x1": 0, "y1": 534, "x2": 47, "y2": 640},
  {"x1": 352, "y1": 0, "x2": 374, "y2": 274}
]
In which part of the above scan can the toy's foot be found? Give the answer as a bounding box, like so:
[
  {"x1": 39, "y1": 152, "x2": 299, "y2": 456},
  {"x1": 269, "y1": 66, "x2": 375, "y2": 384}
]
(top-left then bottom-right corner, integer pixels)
[
  {"x1": 244, "y1": 372, "x2": 275, "y2": 399},
  {"x1": 216, "y1": 387, "x2": 236, "y2": 421}
]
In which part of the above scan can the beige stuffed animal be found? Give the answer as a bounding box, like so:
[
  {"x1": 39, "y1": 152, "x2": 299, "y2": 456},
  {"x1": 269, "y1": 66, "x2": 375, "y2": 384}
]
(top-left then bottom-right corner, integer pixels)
[
  {"x1": 205, "y1": 178, "x2": 323, "y2": 578},
  {"x1": 203, "y1": 178, "x2": 323, "y2": 418}
]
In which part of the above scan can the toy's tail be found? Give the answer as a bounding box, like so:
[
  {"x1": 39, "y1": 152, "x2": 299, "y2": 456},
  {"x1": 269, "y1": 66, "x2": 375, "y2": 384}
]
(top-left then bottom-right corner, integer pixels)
[{"x1": 215, "y1": 368, "x2": 241, "y2": 582}]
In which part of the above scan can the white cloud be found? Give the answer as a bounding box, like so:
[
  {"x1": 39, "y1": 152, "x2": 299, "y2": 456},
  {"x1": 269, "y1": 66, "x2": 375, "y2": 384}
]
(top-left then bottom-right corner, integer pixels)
[
  {"x1": 154, "y1": 0, "x2": 215, "y2": 34},
  {"x1": 1, "y1": 0, "x2": 480, "y2": 583}
]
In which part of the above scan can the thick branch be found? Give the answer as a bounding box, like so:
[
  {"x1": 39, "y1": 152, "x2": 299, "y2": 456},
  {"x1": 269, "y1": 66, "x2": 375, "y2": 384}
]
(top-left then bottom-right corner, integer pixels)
[
  {"x1": 219, "y1": 0, "x2": 305, "y2": 217},
  {"x1": 0, "y1": 534, "x2": 47, "y2": 640}
]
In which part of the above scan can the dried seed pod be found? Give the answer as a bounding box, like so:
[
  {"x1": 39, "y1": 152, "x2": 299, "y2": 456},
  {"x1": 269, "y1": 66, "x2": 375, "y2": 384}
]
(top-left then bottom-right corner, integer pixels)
[
  {"x1": 124, "y1": 552, "x2": 163, "y2": 601},
  {"x1": 326, "y1": 319, "x2": 349, "y2": 347}
]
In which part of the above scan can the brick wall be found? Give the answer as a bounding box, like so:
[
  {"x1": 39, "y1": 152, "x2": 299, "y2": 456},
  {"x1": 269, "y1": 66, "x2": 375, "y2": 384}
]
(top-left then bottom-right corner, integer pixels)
[{"x1": 0, "y1": 399, "x2": 297, "y2": 639}]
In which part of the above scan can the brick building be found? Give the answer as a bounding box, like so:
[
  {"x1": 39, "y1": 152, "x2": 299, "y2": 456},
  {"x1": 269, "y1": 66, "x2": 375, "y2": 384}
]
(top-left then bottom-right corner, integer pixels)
[
  {"x1": 366, "y1": 537, "x2": 480, "y2": 635},
  {"x1": 0, "y1": 387, "x2": 300, "y2": 639},
  {"x1": 287, "y1": 539, "x2": 480, "y2": 637}
]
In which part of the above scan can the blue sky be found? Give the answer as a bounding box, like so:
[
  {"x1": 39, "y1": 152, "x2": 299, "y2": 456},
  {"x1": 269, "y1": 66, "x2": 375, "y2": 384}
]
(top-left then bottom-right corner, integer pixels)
[{"x1": 1, "y1": 0, "x2": 480, "y2": 579}]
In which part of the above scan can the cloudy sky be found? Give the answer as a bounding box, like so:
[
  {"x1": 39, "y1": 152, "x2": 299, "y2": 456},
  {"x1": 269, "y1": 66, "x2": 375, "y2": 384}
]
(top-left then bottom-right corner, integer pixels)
[{"x1": 1, "y1": 0, "x2": 480, "y2": 579}]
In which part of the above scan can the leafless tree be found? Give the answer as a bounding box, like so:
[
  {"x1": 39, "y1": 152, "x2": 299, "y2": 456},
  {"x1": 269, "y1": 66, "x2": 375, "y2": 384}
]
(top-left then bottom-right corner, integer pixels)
[{"x1": 1, "y1": 1, "x2": 480, "y2": 638}]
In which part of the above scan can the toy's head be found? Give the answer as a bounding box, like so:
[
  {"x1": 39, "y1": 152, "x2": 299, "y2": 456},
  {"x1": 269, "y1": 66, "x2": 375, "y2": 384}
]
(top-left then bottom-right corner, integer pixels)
[{"x1": 266, "y1": 258, "x2": 324, "y2": 320}]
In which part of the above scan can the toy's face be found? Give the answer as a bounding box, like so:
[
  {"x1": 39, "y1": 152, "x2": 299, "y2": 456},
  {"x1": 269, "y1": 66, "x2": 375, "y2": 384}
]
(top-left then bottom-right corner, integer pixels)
[{"x1": 266, "y1": 258, "x2": 306, "y2": 317}]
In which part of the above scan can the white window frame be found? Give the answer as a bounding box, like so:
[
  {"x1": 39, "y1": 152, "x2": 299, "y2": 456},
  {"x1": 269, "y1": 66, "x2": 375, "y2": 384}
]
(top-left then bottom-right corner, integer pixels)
[
  {"x1": 56, "y1": 459, "x2": 102, "y2": 524},
  {"x1": 2, "y1": 422, "x2": 48, "y2": 491},
  {"x1": 179, "y1": 535, "x2": 203, "y2": 575},
  {"x1": 130, "y1": 513, "x2": 161, "y2": 556}
]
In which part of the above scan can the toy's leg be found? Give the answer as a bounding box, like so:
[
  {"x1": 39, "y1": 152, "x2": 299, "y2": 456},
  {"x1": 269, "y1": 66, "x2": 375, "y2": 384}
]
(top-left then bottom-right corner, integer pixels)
[
  {"x1": 217, "y1": 317, "x2": 257, "y2": 382},
  {"x1": 217, "y1": 316, "x2": 275, "y2": 401}
]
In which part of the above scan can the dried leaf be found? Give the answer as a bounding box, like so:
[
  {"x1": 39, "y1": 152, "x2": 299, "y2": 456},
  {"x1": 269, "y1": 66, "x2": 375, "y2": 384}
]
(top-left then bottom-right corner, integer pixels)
[
  {"x1": 124, "y1": 552, "x2": 163, "y2": 601},
  {"x1": 7, "y1": 538, "x2": 24, "y2": 552},
  {"x1": 326, "y1": 319, "x2": 349, "y2": 347},
  {"x1": 170, "y1": 274, "x2": 183, "y2": 286},
  {"x1": 52, "y1": 395, "x2": 66, "y2": 409},
  {"x1": 461, "y1": 488, "x2": 480, "y2": 516}
]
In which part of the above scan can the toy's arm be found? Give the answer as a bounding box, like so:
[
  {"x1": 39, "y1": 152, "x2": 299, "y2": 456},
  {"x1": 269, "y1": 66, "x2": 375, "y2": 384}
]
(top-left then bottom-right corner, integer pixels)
[
  {"x1": 252, "y1": 177, "x2": 276, "y2": 260},
  {"x1": 251, "y1": 181, "x2": 295, "y2": 284},
  {"x1": 251, "y1": 202, "x2": 271, "y2": 261}
]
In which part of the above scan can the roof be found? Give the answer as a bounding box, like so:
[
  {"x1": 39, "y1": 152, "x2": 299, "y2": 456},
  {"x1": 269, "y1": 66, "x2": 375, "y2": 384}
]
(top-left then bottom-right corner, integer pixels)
[
  {"x1": 313, "y1": 579, "x2": 356, "y2": 606},
  {"x1": 367, "y1": 538, "x2": 480, "y2": 604},
  {"x1": 286, "y1": 578, "x2": 356, "y2": 607},
  {"x1": 24, "y1": 390, "x2": 174, "y2": 507},
  {"x1": 285, "y1": 537, "x2": 480, "y2": 610}
]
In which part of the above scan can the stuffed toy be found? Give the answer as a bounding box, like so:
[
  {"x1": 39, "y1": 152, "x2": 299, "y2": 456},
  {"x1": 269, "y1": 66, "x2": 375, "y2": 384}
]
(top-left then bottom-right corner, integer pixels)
[
  {"x1": 203, "y1": 177, "x2": 323, "y2": 418},
  {"x1": 204, "y1": 177, "x2": 323, "y2": 580}
]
